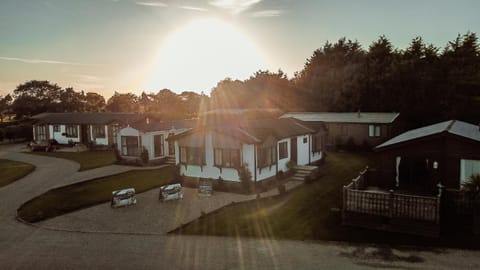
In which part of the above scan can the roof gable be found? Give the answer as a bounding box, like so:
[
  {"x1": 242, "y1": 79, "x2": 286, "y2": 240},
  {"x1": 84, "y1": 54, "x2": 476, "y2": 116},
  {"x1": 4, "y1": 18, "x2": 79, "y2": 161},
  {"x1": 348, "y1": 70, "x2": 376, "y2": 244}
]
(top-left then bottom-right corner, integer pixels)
[{"x1": 376, "y1": 120, "x2": 480, "y2": 150}]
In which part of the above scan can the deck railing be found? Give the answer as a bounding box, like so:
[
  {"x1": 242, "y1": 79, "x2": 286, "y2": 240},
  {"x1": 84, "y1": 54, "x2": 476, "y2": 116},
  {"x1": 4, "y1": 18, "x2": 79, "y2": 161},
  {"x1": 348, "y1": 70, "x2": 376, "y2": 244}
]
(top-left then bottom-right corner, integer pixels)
[{"x1": 343, "y1": 167, "x2": 441, "y2": 224}]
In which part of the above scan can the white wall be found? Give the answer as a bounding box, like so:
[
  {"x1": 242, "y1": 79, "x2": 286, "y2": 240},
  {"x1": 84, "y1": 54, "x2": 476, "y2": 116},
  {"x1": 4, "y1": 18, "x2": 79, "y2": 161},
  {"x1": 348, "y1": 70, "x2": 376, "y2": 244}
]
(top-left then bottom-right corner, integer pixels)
[
  {"x1": 49, "y1": 124, "x2": 80, "y2": 144},
  {"x1": 297, "y1": 134, "x2": 310, "y2": 166},
  {"x1": 90, "y1": 125, "x2": 109, "y2": 146}
]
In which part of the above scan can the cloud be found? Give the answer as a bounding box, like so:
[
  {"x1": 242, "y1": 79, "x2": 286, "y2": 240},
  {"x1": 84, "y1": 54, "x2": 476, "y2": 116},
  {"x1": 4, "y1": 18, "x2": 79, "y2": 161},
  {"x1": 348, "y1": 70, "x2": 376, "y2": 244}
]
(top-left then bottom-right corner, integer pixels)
[
  {"x1": 250, "y1": 9, "x2": 283, "y2": 18},
  {"x1": 179, "y1": 6, "x2": 208, "y2": 12},
  {"x1": 135, "y1": 1, "x2": 168, "y2": 7},
  {"x1": 209, "y1": 0, "x2": 262, "y2": 14},
  {"x1": 75, "y1": 74, "x2": 104, "y2": 82},
  {"x1": 0, "y1": 56, "x2": 90, "y2": 66}
]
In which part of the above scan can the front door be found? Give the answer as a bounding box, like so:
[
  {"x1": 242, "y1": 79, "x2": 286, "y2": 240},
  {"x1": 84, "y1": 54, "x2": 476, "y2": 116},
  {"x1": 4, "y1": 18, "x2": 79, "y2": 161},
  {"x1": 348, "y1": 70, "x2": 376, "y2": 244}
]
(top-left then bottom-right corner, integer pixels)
[
  {"x1": 168, "y1": 133, "x2": 175, "y2": 156},
  {"x1": 399, "y1": 157, "x2": 430, "y2": 192},
  {"x1": 80, "y1": 125, "x2": 89, "y2": 144},
  {"x1": 291, "y1": 137, "x2": 297, "y2": 164}
]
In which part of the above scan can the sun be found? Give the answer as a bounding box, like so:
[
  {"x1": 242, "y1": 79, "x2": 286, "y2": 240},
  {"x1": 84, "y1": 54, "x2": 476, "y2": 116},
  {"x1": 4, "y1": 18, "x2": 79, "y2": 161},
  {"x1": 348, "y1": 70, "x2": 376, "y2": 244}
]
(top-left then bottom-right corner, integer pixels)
[{"x1": 144, "y1": 18, "x2": 267, "y2": 94}]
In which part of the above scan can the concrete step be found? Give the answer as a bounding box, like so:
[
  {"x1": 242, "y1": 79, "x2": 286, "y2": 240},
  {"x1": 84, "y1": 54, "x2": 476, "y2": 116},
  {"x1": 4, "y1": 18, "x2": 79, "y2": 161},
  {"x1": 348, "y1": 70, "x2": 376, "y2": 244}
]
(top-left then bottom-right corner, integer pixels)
[
  {"x1": 291, "y1": 176, "x2": 306, "y2": 181},
  {"x1": 295, "y1": 165, "x2": 318, "y2": 171}
]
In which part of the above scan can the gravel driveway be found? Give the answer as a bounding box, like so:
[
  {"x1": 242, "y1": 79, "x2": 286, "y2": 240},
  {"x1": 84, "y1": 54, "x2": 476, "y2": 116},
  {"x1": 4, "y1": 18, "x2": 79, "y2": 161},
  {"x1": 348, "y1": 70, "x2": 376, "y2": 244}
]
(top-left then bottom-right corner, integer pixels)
[{"x1": 39, "y1": 187, "x2": 256, "y2": 234}]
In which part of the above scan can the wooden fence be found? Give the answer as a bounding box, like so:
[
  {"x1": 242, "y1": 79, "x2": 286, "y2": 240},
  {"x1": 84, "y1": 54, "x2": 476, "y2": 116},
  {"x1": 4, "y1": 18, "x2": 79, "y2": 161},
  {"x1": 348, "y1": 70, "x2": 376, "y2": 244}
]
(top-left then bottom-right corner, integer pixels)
[
  {"x1": 343, "y1": 167, "x2": 441, "y2": 224},
  {"x1": 343, "y1": 188, "x2": 440, "y2": 223}
]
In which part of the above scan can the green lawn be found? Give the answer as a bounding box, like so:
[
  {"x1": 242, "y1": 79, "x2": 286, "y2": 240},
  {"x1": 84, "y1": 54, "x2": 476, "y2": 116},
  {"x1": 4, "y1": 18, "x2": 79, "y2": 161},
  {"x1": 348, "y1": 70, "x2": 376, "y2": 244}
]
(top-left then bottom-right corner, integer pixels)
[
  {"x1": 17, "y1": 167, "x2": 174, "y2": 223},
  {"x1": 175, "y1": 152, "x2": 373, "y2": 239},
  {"x1": 28, "y1": 150, "x2": 116, "y2": 171},
  {"x1": 0, "y1": 159, "x2": 35, "y2": 188}
]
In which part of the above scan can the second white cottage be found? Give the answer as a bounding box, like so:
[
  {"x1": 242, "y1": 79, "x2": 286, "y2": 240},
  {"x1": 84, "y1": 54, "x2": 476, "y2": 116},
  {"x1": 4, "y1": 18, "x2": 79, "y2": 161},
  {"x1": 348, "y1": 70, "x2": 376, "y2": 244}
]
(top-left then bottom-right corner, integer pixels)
[{"x1": 171, "y1": 117, "x2": 326, "y2": 183}]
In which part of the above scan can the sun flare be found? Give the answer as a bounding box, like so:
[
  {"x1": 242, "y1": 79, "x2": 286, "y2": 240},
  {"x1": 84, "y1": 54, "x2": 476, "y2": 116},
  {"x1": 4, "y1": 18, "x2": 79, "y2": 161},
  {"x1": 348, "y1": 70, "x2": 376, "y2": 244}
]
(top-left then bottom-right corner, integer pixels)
[{"x1": 144, "y1": 18, "x2": 267, "y2": 94}]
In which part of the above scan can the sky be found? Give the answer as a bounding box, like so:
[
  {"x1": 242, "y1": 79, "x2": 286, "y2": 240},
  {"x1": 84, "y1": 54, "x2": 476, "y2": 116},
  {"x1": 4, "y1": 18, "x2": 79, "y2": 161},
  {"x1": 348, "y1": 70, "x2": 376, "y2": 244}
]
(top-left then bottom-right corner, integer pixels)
[{"x1": 1, "y1": 0, "x2": 479, "y2": 97}]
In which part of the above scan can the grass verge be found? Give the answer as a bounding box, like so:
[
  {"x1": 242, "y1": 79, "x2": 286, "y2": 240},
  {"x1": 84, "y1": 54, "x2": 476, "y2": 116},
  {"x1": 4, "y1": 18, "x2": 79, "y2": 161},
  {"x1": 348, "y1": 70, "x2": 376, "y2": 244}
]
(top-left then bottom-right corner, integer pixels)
[
  {"x1": 17, "y1": 166, "x2": 174, "y2": 223},
  {"x1": 28, "y1": 150, "x2": 116, "y2": 171},
  {"x1": 0, "y1": 159, "x2": 35, "y2": 188}
]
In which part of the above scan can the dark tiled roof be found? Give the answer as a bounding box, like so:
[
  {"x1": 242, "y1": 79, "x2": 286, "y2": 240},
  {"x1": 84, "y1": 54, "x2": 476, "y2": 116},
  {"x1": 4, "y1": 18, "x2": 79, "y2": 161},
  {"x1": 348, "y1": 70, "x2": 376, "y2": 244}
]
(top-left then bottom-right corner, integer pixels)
[
  {"x1": 376, "y1": 120, "x2": 480, "y2": 149},
  {"x1": 170, "y1": 118, "x2": 316, "y2": 144},
  {"x1": 131, "y1": 119, "x2": 198, "y2": 132},
  {"x1": 31, "y1": 112, "x2": 146, "y2": 125}
]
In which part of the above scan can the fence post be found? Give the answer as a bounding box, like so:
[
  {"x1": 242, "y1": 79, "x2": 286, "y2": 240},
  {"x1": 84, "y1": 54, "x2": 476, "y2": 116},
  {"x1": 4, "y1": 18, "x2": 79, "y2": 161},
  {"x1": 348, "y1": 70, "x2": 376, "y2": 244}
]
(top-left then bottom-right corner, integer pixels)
[
  {"x1": 389, "y1": 189, "x2": 394, "y2": 218},
  {"x1": 436, "y1": 192, "x2": 442, "y2": 224},
  {"x1": 343, "y1": 185, "x2": 347, "y2": 211}
]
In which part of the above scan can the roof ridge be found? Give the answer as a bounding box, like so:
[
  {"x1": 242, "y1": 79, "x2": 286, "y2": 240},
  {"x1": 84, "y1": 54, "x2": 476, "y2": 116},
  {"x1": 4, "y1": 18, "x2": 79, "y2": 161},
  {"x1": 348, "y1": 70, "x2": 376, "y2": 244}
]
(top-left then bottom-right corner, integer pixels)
[{"x1": 445, "y1": 120, "x2": 456, "y2": 132}]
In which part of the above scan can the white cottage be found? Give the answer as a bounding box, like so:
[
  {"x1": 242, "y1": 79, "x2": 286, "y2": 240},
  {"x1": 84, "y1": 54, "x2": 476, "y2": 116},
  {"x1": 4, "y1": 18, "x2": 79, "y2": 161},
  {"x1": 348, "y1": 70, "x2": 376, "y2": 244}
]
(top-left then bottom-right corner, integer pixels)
[
  {"x1": 116, "y1": 120, "x2": 196, "y2": 161},
  {"x1": 171, "y1": 118, "x2": 326, "y2": 184},
  {"x1": 31, "y1": 112, "x2": 147, "y2": 146}
]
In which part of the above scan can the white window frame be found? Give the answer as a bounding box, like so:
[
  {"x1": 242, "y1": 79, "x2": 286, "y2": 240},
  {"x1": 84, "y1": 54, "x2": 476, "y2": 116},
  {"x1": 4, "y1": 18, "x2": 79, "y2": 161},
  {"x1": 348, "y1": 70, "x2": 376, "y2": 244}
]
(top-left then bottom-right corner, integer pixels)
[
  {"x1": 369, "y1": 125, "x2": 381, "y2": 137},
  {"x1": 460, "y1": 159, "x2": 480, "y2": 184}
]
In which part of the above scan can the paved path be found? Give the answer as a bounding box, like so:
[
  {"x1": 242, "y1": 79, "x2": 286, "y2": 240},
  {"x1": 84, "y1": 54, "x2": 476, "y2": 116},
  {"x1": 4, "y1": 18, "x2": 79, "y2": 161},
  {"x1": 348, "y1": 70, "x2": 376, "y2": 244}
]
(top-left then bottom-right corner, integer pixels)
[{"x1": 1, "y1": 143, "x2": 480, "y2": 269}]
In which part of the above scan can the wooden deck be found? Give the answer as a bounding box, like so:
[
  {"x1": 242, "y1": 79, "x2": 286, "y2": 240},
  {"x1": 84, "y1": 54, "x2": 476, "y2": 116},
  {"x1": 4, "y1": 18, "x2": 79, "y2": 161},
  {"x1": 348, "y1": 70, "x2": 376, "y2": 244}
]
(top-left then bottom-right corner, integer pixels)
[{"x1": 342, "y1": 167, "x2": 441, "y2": 236}]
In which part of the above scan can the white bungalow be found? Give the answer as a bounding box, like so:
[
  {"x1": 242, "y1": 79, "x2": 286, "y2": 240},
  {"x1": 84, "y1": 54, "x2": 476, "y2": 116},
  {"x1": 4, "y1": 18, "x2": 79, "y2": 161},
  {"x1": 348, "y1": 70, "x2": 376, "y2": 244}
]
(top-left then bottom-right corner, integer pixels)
[
  {"x1": 31, "y1": 112, "x2": 147, "y2": 146},
  {"x1": 116, "y1": 120, "x2": 196, "y2": 161},
  {"x1": 171, "y1": 118, "x2": 326, "y2": 183}
]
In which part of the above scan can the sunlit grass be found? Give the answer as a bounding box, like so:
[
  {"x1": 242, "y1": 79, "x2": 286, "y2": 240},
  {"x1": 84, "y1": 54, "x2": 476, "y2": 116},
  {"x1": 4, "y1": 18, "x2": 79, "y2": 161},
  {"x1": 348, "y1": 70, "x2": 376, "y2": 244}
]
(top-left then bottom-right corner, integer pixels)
[
  {"x1": 17, "y1": 167, "x2": 174, "y2": 223},
  {"x1": 28, "y1": 150, "x2": 116, "y2": 171},
  {"x1": 175, "y1": 152, "x2": 373, "y2": 239},
  {"x1": 0, "y1": 159, "x2": 35, "y2": 188}
]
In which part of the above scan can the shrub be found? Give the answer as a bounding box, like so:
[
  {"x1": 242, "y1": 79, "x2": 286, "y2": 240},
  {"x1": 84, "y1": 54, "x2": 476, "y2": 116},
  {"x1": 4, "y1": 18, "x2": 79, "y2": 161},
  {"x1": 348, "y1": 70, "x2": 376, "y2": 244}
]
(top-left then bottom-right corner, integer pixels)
[
  {"x1": 276, "y1": 170, "x2": 285, "y2": 180},
  {"x1": 345, "y1": 137, "x2": 356, "y2": 150},
  {"x1": 141, "y1": 147, "x2": 149, "y2": 164},
  {"x1": 238, "y1": 163, "x2": 253, "y2": 193},
  {"x1": 286, "y1": 159, "x2": 297, "y2": 173},
  {"x1": 112, "y1": 143, "x2": 123, "y2": 162},
  {"x1": 462, "y1": 174, "x2": 480, "y2": 199}
]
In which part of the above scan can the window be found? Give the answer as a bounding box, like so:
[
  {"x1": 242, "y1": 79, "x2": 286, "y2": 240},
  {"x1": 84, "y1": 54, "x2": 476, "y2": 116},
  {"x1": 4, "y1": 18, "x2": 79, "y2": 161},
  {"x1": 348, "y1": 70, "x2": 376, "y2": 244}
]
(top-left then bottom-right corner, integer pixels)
[
  {"x1": 278, "y1": 142, "x2": 288, "y2": 160},
  {"x1": 37, "y1": 125, "x2": 46, "y2": 141},
  {"x1": 111, "y1": 124, "x2": 120, "y2": 145},
  {"x1": 93, "y1": 125, "x2": 105, "y2": 138},
  {"x1": 65, "y1": 125, "x2": 78, "y2": 138},
  {"x1": 121, "y1": 136, "x2": 139, "y2": 156},
  {"x1": 461, "y1": 159, "x2": 480, "y2": 184},
  {"x1": 258, "y1": 146, "x2": 276, "y2": 168},
  {"x1": 214, "y1": 148, "x2": 222, "y2": 166},
  {"x1": 214, "y1": 148, "x2": 240, "y2": 168},
  {"x1": 312, "y1": 134, "x2": 323, "y2": 153},
  {"x1": 369, "y1": 125, "x2": 381, "y2": 137},
  {"x1": 180, "y1": 147, "x2": 187, "y2": 164},
  {"x1": 53, "y1": 125, "x2": 60, "y2": 132},
  {"x1": 154, "y1": 135, "x2": 164, "y2": 157},
  {"x1": 179, "y1": 147, "x2": 203, "y2": 165}
]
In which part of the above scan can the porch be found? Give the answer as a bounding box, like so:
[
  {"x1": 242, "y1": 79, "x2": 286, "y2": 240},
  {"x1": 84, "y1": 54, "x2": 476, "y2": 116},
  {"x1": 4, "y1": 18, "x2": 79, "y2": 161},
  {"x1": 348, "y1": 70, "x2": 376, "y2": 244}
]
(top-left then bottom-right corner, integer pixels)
[{"x1": 342, "y1": 167, "x2": 442, "y2": 237}]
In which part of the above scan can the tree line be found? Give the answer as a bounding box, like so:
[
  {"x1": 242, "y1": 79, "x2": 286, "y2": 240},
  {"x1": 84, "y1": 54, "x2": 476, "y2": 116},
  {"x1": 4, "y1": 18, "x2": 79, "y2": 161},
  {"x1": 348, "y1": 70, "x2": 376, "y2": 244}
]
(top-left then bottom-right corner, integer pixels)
[{"x1": 0, "y1": 32, "x2": 479, "y2": 130}]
